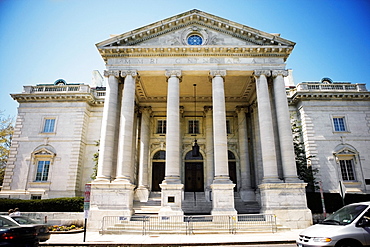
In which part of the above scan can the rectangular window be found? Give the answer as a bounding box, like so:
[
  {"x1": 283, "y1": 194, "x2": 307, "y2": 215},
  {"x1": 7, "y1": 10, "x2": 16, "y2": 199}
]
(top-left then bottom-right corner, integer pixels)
[
  {"x1": 43, "y1": 118, "x2": 56, "y2": 133},
  {"x1": 31, "y1": 195, "x2": 42, "y2": 200},
  {"x1": 339, "y1": 159, "x2": 356, "y2": 181},
  {"x1": 157, "y1": 120, "x2": 166, "y2": 134},
  {"x1": 188, "y1": 120, "x2": 199, "y2": 134},
  {"x1": 333, "y1": 117, "x2": 346, "y2": 132},
  {"x1": 35, "y1": 160, "x2": 50, "y2": 181}
]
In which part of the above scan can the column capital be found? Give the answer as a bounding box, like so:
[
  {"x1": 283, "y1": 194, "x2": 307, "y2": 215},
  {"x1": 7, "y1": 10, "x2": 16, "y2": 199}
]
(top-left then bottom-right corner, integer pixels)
[
  {"x1": 209, "y1": 70, "x2": 226, "y2": 78},
  {"x1": 253, "y1": 70, "x2": 271, "y2": 78},
  {"x1": 165, "y1": 70, "x2": 182, "y2": 80},
  {"x1": 235, "y1": 105, "x2": 248, "y2": 114},
  {"x1": 121, "y1": 70, "x2": 138, "y2": 78},
  {"x1": 104, "y1": 70, "x2": 120, "y2": 78},
  {"x1": 272, "y1": 70, "x2": 289, "y2": 78},
  {"x1": 204, "y1": 106, "x2": 213, "y2": 113},
  {"x1": 139, "y1": 106, "x2": 152, "y2": 114}
]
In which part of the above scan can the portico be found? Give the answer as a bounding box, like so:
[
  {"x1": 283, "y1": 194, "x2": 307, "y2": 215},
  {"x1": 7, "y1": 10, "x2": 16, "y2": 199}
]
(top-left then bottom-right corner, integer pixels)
[{"x1": 88, "y1": 9, "x2": 312, "y2": 230}]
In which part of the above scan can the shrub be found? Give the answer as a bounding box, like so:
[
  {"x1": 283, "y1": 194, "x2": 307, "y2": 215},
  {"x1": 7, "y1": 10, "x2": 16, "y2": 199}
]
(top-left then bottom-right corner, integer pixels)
[{"x1": 0, "y1": 197, "x2": 83, "y2": 212}]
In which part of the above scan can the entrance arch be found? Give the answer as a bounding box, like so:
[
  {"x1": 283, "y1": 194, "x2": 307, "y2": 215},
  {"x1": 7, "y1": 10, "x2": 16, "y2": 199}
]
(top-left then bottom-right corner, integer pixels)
[
  {"x1": 184, "y1": 151, "x2": 204, "y2": 192},
  {"x1": 151, "y1": 150, "x2": 165, "y2": 191}
]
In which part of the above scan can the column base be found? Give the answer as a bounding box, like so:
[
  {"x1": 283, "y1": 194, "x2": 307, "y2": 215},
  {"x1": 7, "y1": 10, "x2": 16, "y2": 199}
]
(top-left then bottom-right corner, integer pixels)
[
  {"x1": 87, "y1": 181, "x2": 135, "y2": 230},
  {"x1": 158, "y1": 181, "x2": 184, "y2": 216},
  {"x1": 135, "y1": 186, "x2": 149, "y2": 202},
  {"x1": 259, "y1": 182, "x2": 312, "y2": 229},
  {"x1": 210, "y1": 178, "x2": 237, "y2": 216}
]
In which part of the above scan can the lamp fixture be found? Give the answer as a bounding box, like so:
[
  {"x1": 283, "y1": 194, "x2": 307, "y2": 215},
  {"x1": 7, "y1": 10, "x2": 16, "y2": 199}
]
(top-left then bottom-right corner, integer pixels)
[{"x1": 192, "y1": 84, "x2": 200, "y2": 157}]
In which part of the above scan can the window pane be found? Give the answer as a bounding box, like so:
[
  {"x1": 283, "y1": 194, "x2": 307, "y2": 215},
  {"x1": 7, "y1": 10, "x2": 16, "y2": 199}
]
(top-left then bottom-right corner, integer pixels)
[
  {"x1": 333, "y1": 118, "x2": 346, "y2": 132},
  {"x1": 35, "y1": 160, "x2": 50, "y2": 181},
  {"x1": 157, "y1": 120, "x2": 166, "y2": 134},
  {"x1": 339, "y1": 159, "x2": 355, "y2": 181},
  {"x1": 189, "y1": 120, "x2": 199, "y2": 134},
  {"x1": 226, "y1": 120, "x2": 231, "y2": 134},
  {"x1": 43, "y1": 119, "x2": 55, "y2": 133}
]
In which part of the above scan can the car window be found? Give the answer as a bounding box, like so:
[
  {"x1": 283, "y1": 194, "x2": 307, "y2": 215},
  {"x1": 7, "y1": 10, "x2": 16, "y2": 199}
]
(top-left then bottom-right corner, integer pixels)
[
  {"x1": 0, "y1": 217, "x2": 18, "y2": 227},
  {"x1": 12, "y1": 217, "x2": 37, "y2": 224},
  {"x1": 323, "y1": 204, "x2": 368, "y2": 225}
]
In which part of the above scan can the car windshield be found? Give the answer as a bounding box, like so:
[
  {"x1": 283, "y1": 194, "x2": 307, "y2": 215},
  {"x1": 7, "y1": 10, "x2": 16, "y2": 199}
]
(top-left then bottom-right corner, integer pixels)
[
  {"x1": 322, "y1": 204, "x2": 368, "y2": 225},
  {"x1": 12, "y1": 217, "x2": 38, "y2": 224},
  {"x1": 0, "y1": 217, "x2": 18, "y2": 227}
]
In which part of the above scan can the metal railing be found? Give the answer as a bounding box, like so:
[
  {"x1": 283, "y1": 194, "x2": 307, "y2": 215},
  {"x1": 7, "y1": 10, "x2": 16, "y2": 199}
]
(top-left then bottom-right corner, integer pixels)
[{"x1": 101, "y1": 214, "x2": 277, "y2": 235}]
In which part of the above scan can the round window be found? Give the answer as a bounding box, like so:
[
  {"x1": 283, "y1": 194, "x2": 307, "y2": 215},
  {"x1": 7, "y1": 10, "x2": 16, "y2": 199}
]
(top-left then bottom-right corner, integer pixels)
[{"x1": 187, "y1": 34, "x2": 203, "y2": 45}]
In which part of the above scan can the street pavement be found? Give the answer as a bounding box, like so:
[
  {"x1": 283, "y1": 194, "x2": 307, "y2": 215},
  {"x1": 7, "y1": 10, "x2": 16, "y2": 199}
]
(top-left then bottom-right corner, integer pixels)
[{"x1": 40, "y1": 229, "x2": 301, "y2": 246}]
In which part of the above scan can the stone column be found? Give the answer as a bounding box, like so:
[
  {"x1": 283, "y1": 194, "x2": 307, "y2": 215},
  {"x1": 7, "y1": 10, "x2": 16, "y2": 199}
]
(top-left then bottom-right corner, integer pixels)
[
  {"x1": 209, "y1": 70, "x2": 236, "y2": 216},
  {"x1": 204, "y1": 106, "x2": 214, "y2": 201},
  {"x1": 136, "y1": 106, "x2": 152, "y2": 202},
  {"x1": 95, "y1": 70, "x2": 119, "y2": 182},
  {"x1": 272, "y1": 70, "x2": 300, "y2": 182},
  {"x1": 159, "y1": 70, "x2": 183, "y2": 216},
  {"x1": 254, "y1": 70, "x2": 280, "y2": 183},
  {"x1": 236, "y1": 106, "x2": 255, "y2": 201},
  {"x1": 115, "y1": 70, "x2": 137, "y2": 183}
]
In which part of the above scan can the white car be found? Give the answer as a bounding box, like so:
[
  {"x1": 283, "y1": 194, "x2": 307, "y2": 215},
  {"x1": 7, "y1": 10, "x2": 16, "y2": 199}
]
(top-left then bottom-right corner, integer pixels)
[{"x1": 297, "y1": 201, "x2": 370, "y2": 247}]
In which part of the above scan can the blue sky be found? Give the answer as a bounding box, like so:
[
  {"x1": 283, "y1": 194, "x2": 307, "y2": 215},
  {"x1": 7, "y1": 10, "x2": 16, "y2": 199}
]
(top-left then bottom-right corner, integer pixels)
[{"x1": 1, "y1": 0, "x2": 369, "y2": 117}]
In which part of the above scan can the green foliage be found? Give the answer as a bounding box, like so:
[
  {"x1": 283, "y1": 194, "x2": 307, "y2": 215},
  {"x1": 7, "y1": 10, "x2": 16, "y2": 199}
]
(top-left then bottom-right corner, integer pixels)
[
  {"x1": 0, "y1": 197, "x2": 84, "y2": 212},
  {"x1": 292, "y1": 118, "x2": 318, "y2": 192},
  {"x1": 90, "y1": 140, "x2": 99, "y2": 180},
  {"x1": 0, "y1": 112, "x2": 14, "y2": 185},
  {"x1": 306, "y1": 192, "x2": 370, "y2": 214}
]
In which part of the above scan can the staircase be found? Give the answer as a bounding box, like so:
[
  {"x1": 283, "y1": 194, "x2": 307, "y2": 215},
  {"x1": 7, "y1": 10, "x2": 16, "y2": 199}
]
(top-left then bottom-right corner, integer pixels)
[
  {"x1": 133, "y1": 192, "x2": 260, "y2": 215},
  {"x1": 234, "y1": 192, "x2": 260, "y2": 214},
  {"x1": 182, "y1": 192, "x2": 212, "y2": 214},
  {"x1": 133, "y1": 192, "x2": 161, "y2": 214}
]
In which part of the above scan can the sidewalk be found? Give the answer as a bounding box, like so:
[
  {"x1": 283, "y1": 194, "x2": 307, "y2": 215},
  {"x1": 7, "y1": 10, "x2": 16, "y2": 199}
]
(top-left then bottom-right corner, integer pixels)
[{"x1": 40, "y1": 229, "x2": 301, "y2": 246}]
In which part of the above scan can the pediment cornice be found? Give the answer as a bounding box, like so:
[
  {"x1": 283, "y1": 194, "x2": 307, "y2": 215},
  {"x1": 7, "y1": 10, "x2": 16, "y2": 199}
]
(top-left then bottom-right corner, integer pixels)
[
  {"x1": 98, "y1": 45, "x2": 293, "y2": 62},
  {"x1": 96, "y1": 9, "x2": 295, "y2": 52}
]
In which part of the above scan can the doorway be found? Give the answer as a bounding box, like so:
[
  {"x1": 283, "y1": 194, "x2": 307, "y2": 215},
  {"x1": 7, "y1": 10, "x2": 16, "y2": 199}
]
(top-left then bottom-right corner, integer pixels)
[
  {"x1": 151, "y1": 151, "x2": 166, "y2": 192},
  {"x1": 184, "y1": 151, "x2": 204, "y2": 192}
]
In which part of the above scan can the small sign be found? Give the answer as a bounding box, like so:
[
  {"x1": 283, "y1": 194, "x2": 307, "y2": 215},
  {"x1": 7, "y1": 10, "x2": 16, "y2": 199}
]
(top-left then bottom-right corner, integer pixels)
[{"x1": 84, "y1": 184, "x2": 91, "y2": 219}]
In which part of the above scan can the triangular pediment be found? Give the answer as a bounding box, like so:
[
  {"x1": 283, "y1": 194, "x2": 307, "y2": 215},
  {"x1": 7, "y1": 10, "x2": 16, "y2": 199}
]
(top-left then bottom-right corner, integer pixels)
[{"x1": 96, "y1": 9, "x2": 295, "y2": 49}]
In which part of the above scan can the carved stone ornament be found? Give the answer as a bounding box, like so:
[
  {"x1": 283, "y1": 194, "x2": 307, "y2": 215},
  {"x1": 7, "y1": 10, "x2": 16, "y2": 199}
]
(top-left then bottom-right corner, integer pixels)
[
  {"x1": 181, "y1": 26, "x2": 209, "y2": 45},
  {"x1": 104, "y1": 70, "x2": 120, "y2": 78},
  {"x1": 165, "y1": 70, "x2": 182, "y2": 79},
  {"x1": 121, "y1": 70, "x2": 137, "y2": 78},
  {"x1": 209, "y1": 70, "x2": 227, "y2": 78},
  {"x1": 253, "y1": 70, "x2": 271, "y2": 78},
  {"x1": 272, "y1": 70, "x2": 289, "y2": 78}
]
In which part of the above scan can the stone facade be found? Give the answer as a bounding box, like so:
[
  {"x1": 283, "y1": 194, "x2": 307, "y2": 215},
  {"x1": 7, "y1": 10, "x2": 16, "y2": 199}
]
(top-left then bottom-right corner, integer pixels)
[{"x1": 1, "y1": 10, "x2": 369, "y2": 230}]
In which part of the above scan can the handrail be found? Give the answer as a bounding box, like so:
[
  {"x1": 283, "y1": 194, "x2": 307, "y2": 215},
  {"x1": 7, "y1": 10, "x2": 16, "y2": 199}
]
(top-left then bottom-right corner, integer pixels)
[{"x1": 101, "y1": 214, "x2": 277, "y2": 235}]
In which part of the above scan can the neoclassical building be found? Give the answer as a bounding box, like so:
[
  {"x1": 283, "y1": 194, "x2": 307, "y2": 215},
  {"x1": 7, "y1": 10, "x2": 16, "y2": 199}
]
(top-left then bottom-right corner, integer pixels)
[{"x1": 2, "y1": 10, "x2": 370, "y2": 230}]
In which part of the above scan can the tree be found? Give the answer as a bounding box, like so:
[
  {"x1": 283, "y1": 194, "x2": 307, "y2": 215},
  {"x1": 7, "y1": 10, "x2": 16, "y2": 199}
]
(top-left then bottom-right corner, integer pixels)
[
  {"x1": 292, "y1": 118, "x2": 318, "y2": 192},
  {"x1": 90, "y1": 140, "x2": 100, "y2": 180},
  {"x1": 0, "y1": 113, "x2": 14, "y2": 185}
]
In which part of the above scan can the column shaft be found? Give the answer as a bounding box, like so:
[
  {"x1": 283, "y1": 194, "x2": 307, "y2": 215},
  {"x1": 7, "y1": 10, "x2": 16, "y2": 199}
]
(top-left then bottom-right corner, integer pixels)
[
  {"x1": 237, "y1": 107, "x2": 252, "y2": 190},
  {"x1": 164, "y1": 70, "x2": 181, "y2": 181},
  {"x1": 138, "y1": 107, "x2": 151, "y2": 188},
  {"x1": 204, "y1": 106, "x2": 214, "y2": 189},
  {"x1": 272, "y1": 71, "x2": 299, "y2": 182},
  {"x1": 96, "y1": 71, "x2": 119, "y2": 181},
  {"x1": 211, "y1": 71, "x2": 229, "y2": 178},
  {"x1": 115, "y1": 71, "x2": 137, "y2": 182},
  {"x1": 254, "y1": 70, "x2": 280, "y2": 183}
]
